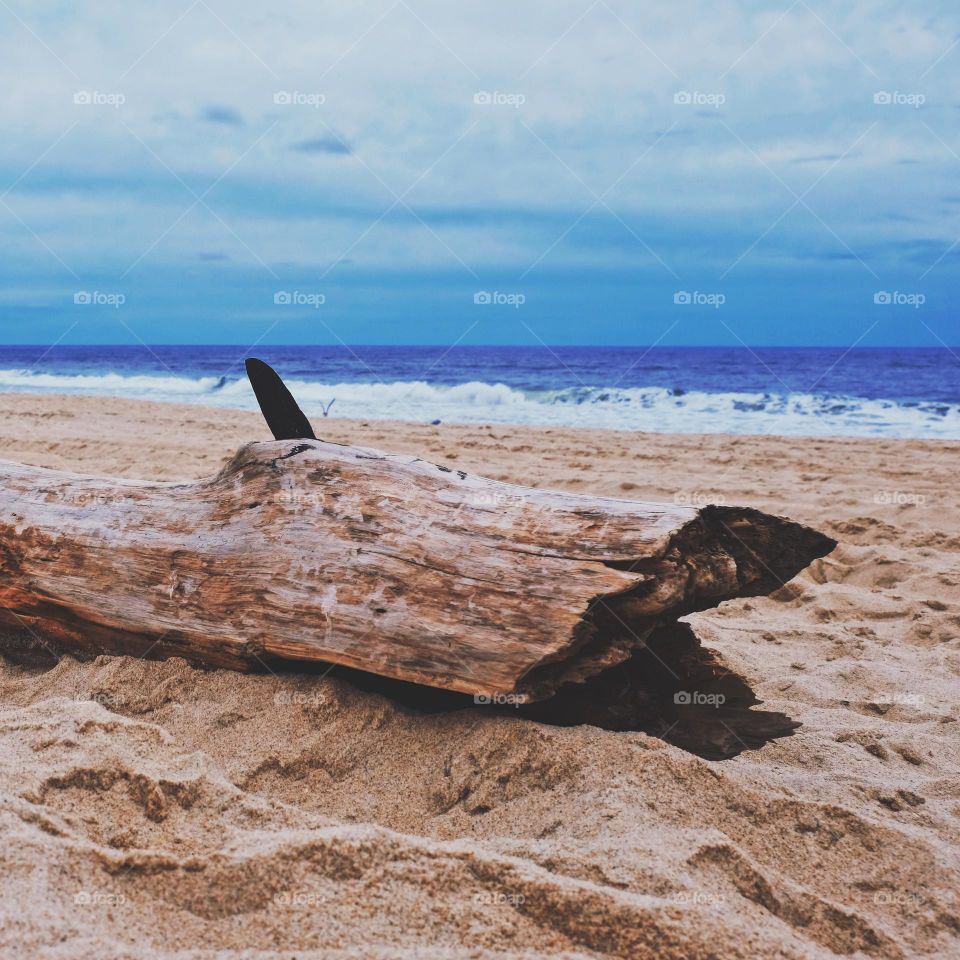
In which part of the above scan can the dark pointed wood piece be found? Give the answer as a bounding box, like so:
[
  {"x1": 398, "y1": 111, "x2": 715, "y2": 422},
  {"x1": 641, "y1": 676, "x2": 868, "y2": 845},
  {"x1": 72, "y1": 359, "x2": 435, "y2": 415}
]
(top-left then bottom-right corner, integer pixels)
[{"x1": 245, "y1": 357, "x2": 317, "y2": 441}]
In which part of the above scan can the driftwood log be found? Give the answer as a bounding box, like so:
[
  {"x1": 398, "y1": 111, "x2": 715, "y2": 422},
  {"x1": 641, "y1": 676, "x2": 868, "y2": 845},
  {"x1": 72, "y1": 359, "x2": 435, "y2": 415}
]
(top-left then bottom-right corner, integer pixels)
[{"x1": 0, "y1": 436, "x2": 834, "y2": 702}]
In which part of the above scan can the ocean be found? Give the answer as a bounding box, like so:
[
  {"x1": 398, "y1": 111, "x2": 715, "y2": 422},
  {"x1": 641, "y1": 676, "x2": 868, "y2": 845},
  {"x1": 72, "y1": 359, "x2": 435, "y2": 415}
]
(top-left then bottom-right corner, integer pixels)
[{"x1": 0, "y1": 345, "x2": 956, "y2": 439}]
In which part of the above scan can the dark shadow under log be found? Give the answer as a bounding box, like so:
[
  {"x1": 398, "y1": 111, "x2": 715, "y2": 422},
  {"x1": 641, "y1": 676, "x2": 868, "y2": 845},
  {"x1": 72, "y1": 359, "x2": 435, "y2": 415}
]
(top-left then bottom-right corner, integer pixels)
[
  {"x1": 0, "y1": 619, "x2": 796, "y2": 761},
  {"x1": 336, "y1": 622, "x2": 798, "y2": 760},
  {"x1": 522, "y1": 622, "x2": 800, "y2": 759}
]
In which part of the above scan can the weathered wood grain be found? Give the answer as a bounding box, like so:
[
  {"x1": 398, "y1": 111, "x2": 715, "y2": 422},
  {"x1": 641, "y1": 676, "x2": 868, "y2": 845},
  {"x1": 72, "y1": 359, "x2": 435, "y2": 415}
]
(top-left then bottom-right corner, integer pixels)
[{"x1": 0, "y1": 439, "x2": 835, "y2": 700}]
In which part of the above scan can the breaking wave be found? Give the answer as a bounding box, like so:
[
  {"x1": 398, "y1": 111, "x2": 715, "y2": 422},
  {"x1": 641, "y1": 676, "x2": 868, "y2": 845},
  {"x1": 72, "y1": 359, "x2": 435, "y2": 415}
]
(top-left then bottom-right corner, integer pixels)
[{"x1": 0, "y1": 368, "x2": 956, "y2": 438}]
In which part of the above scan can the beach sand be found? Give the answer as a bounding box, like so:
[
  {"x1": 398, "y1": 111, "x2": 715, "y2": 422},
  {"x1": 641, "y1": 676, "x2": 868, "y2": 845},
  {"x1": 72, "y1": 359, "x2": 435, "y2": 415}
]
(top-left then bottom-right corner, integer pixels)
[{"x1": 1, "y1": 392, "x2": 958, "y2": 959}]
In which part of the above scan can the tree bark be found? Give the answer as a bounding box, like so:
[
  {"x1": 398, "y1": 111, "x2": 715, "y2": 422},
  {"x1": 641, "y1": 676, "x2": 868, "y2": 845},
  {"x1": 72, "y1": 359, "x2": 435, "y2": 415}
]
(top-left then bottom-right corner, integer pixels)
[{"x1": 0, "y1": 439, "x2": 835, "y2": 701}]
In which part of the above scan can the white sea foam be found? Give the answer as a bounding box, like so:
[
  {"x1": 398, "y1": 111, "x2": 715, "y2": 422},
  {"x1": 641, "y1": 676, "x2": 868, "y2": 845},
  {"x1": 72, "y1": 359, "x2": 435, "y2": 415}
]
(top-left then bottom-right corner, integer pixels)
[{"x1": 0, "y1": 368, "x2": 956, "y2": 438}]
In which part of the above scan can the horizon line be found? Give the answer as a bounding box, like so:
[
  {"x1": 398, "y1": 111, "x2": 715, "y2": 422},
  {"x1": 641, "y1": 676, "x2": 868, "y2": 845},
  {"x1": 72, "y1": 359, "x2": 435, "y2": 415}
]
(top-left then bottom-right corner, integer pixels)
[{"x1": 0, "y1": 343, "x2": 957, "y2": 351}]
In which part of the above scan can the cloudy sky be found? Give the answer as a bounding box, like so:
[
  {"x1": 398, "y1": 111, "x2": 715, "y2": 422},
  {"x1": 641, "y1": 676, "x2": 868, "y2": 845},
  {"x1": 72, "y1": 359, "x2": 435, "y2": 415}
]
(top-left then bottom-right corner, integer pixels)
[{"x1": 0, "y1": 0, "x2": 957, "y2": 345}]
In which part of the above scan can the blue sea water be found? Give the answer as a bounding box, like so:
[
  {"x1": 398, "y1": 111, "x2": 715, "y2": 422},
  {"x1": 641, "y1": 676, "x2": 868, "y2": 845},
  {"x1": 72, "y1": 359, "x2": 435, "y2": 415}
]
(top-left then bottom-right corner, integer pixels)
[{"x1": 0, "y1": 345, "x2": 956, "y2": 439}]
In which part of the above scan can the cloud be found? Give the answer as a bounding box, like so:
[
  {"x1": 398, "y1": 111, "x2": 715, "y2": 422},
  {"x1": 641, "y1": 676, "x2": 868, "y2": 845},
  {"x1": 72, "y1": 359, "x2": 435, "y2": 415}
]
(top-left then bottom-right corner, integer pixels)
[
  {"x1": 200, "y1": 105, "x2": 243, "y2": 126},
  {"x1": 790, "y1": 153, "x2": 844, "y2": 164},
  {"x1": 290, "y1": 136, "x2": 352, "y2": 155},
  {"x1": 0, "y1": 0, "x2": 957, "y2": 299}
]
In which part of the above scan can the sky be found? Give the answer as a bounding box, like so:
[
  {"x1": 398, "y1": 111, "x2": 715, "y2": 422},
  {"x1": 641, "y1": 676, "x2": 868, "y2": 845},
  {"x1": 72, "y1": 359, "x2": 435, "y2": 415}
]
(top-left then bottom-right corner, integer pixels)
[{"x1": 0, "y1": 1, "x2": 958, "y2": 347}]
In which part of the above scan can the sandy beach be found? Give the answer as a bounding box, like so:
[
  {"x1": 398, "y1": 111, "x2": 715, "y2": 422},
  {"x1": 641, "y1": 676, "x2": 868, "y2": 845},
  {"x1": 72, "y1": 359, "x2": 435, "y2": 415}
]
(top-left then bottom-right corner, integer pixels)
[{"x1": 1, "y1": 392, "x2": 958, "y2": 959}]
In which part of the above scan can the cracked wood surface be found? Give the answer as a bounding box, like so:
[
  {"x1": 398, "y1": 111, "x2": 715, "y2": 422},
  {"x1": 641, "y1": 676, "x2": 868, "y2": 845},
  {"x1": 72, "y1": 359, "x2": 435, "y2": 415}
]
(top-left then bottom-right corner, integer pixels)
[{"x1": 0, "y1": 439, "x2": 836, "y2": 700}]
